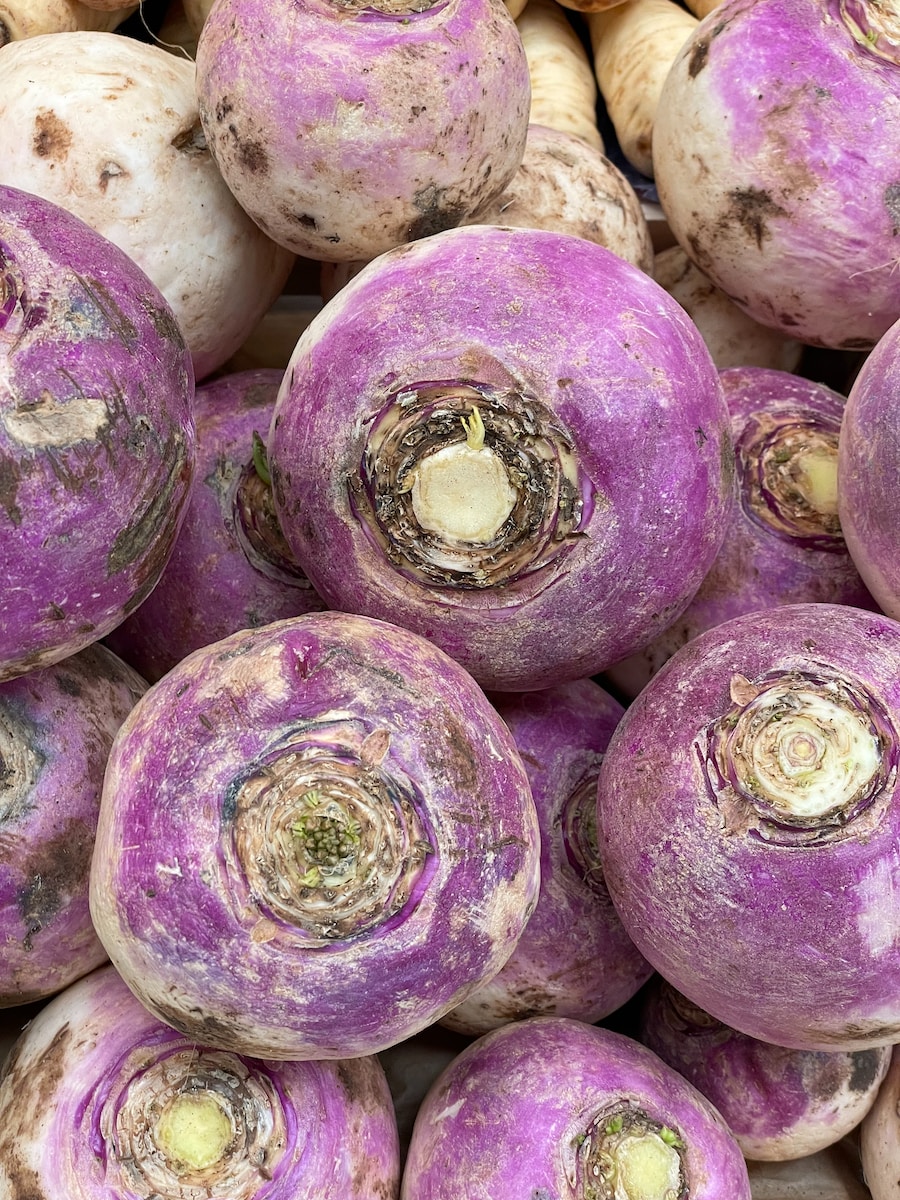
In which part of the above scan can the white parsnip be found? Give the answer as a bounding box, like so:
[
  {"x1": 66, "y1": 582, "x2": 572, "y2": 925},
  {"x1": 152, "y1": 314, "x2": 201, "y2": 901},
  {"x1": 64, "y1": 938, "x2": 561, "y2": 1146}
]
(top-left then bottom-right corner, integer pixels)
[
  {"x1": 654, "y1": 246, "x2": 803, "y2": 372},
  {"x1": 0, "y1": 0, "x2": 133, "y2": 41},
  {"x1": 683, "y1": 0, "x2": 721, "y2": 16},
  {"x1": 517, "y1": 0, "x2": 604, "y2": 151},
  {"x1": 587, "y1": 0, "x2": 697, "y2": 177}
]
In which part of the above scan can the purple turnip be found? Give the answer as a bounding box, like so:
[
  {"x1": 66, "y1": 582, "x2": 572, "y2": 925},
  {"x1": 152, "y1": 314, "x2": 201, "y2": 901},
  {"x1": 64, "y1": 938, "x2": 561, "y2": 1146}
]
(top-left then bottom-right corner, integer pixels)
[
  {"x1": 606, "y1": 365, "x2": 876, "y2": 698},
  {"x1": 0, "y1": 642, "x2": 145, "y2": 1006},
  {"x1": 89, "y1": 610, "x2": 540, "y2": 1060},
  {"x1": 652, "y1": 0, "x2": 900, "y2": 349},
  {"x1": 269, "y1": 223, "x2": 734, "y2": 692},
  {"x1": 194, "y1": 0, "x2": 531, "y2": 261},
  {"x1": 440, "y1": 678, "x2": 653, "y2": 1034},
  {"x1": 638, "y1": 976, "x2": 891, "y2": 1161},
  {"x1": 859, "y1": 1044, "x2": 900, "y2": 1200},
  {"x1": 105, "y1": 369, "x2": 327, "y2": 683},
  {"x1": 0, "y1": 32, "x2": 295, "y2": 381},
  {"x1": 598, "y1": 602, "x2": 900, "y2": 1052},
  {"x1": 0, "y1": 963, "x2": 401, "y2": 1199},
  {"x1": 401, "y1": 1015, "x2": 752, "y2": 1198},
  {"x1": 838, "y1": 314, "x2": 900, "y2": 622},
  {"x1": 0, "y1": 184, "x2": 194, "y2": 682}
]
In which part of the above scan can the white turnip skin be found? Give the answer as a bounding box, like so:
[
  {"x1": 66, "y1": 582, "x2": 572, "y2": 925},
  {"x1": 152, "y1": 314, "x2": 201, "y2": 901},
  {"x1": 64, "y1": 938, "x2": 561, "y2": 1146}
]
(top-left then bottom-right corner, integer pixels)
[
  {"x1": 0, "y1": 963, "x2": 402, "y2": 1200},
  {"x1": 195, "y1": 0, "x2": 531, "y2": 262},
  {"x1": 0, "y1": 184, "x2": 194, "y2": 682},
  {"x1": 860, "y1": 1044, "x2": 900, "y2": 1200},
  {"x1": 598, "y1": 602, "x2": 900, "y2": 1052},
  {"x1": 0, "y1": 32, "x2": 295, "y2": 380},
  {"x1": 401, "y1": 1016, "x2": 752, "y2": 1199},
  {"x1": 0, "y1": 0, "x2": 134, "y2": 41},
  {"x1": 653, "y1": 245, "x2": 803, "y2": 371},
  {"x1": 464, "y1": 124, "x2": 654, "y2": 271},
  {"x1": 440, "y1": 678, "x2": 653, "y2": 1034},
  {"x1": 639, "y1": 977, "x2": 891, "y2": 1162},
  {"x1": 838, "y1": 314, "x2": 900, "y2": 622},
  {"x1": 105, "y1": 369, "x2": 327, "y2": 683},
  {"x1": 653, "y1": 0, "x2": 900, "y2": 350},
  {"x1": 90, "y1": 610, "x2": 540, "y2": 1060},
  {"x1": 605, "y1": 366, "x2": 876, "y2": 698},
  {"x1": 0, "y1": 644, "x2": 145, "y2": 1006},
  {"x1": 269, "y1": 224, "x2": 734, "y2": 692}
]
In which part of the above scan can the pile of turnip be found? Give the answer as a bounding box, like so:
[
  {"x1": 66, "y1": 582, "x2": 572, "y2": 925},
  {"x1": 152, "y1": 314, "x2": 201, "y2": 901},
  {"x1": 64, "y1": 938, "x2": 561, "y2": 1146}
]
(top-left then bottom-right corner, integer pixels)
[{"x1": 2, "y1": 0, "x2": 900, "y2": 1196}]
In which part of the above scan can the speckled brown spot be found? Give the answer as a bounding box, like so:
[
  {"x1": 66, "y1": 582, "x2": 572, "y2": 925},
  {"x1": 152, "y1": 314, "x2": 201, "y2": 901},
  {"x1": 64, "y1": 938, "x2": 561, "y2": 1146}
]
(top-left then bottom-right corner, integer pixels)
[
  {"x1": 724, "y1": 186, "x2": 786, "y2": 249},
  {"x1": 32, "y1": 110, "x2": 72, "y2": 161},
  {"x1": 17, "y1": 820, "x2": 94, "y2": 950},
  {"x1": 688, "y1": 38, "x2": 710, "y2": 78}
]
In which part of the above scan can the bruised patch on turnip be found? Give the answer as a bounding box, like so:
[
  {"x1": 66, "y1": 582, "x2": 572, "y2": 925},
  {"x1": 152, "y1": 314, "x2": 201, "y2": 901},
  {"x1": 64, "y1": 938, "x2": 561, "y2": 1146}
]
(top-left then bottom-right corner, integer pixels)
[{"x1": 32, "y1": 110, "x2": 72, "y2": 161}]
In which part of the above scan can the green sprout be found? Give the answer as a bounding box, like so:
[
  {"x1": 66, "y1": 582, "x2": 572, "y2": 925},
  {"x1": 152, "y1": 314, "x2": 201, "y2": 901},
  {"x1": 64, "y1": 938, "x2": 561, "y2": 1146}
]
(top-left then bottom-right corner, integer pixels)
[{"x1": 251, "y1": 430, "x2": 271, "y2": 485}]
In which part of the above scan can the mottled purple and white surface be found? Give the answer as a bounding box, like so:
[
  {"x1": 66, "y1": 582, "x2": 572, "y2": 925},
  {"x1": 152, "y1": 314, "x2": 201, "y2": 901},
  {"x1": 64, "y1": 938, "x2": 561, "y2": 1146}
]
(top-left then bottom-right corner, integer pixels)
[
  {"x1": 654, "y1": 0, "x2": 900, "y2": 349},
  {"x1": 401, "y1": 1016, "x2": 751, "y2": 1198},
  {"x1": 599, "y1": 602, "x2": 900, "y2": 1051},
  {"x1": 90, "y1": 610, "x2": 540, "y2": 1060},
  {"x1": 441, "y1": 678, "x2": 652, "y2": 1033},
  {"x1": 269, "y1": 223, "x2": 734, "y2": 691},
  {"x1": 0, "y1": 184, "x2": 194, "y2": 681},
  {"x1": 106, "y1": 369, "x2": 326, "y2": 682},
  {"x1": 0, "y1": 963, "x2": 401, "y2": 1200}
]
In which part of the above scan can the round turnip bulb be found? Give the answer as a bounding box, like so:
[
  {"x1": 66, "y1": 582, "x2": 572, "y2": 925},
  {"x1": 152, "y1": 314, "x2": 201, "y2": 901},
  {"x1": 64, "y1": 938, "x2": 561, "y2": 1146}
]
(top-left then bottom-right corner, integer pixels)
[
  {"x1": 269, "y1": 223, "x2": 735, "y2": 691},
  {"x1": 90, "y1": 610, "x2": 540, "y2": 1060},
  {"x1": 195, "y1": 0, "x2": 531, "y2": 261},
  {"x1": 0, "y1": 183, "x2": 194, "y2": 682},
  {"x1": 599, "y1": 602, "x2": 900, "y2": 1051}
]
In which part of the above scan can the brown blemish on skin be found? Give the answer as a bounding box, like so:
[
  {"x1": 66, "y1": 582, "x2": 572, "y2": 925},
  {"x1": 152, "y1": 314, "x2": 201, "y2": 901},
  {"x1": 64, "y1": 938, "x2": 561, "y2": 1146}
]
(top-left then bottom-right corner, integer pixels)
[
  {"x1": 848, "y1": 1049, "x2": 885, "y2": 1093},
  {"x1": 0, "y1": 456, "x2": 23, "y2": 527},
  {"x1": 688, "y1": 38, "x2": 709, "y2": 78},
  {"x1": 32, "y1": 110, "x2": 72, "y2": 161},
  {"x1": 723, "y1": 186, "x2": 787, "y2": 249},
  {"x1": 421, "y1": 714, "x2": 479, "y2": 793},
  {"x1": 107, "y1": 439, "x2": 191, "y2": 579},
  {"x1": 98, "y1": 162, "x2": 126, "y2": 192},
  {"x1": 171, "y1": 120, "x2": 208, "y2": 157},
  {"x1": 17, "y1": 819, "x2": 95, "y2": 950}
]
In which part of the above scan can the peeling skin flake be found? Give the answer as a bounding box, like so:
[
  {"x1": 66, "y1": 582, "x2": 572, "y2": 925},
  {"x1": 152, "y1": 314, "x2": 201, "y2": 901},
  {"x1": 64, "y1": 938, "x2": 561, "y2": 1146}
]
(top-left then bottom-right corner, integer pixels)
[{"x1": 3, "y1": 393, "x2": 109, "y2": 447}]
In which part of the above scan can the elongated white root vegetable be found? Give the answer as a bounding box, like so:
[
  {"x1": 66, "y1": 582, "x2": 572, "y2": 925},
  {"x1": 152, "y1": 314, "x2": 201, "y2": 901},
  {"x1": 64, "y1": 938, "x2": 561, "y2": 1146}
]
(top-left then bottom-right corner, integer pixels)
[
  {"x1": 654, "y1": 245, "x2": 803, "y2": 371},
  {"x1": 0, "y1": 0, "x2": 133, "y2": 40},
  {"x1": 587, "y1": 0, "x2": 698, "y2": 177},
  {"x1": 517, "y1": 0, "x2": 604, "y2": 151},
  {"x1": 683, "y1": 0, "x2": 720, "y2": 16}
]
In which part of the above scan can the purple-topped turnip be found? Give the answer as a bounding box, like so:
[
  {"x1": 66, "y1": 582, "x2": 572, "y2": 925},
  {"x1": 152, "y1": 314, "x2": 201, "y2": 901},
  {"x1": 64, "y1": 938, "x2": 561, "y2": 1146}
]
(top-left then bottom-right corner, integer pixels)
[
  {"x1": 0, "y1": 963, "x2": 401, "y2": 1199},
  {"x1": 402, "y1": 1016, "x2": 752, "y2": 1198},
  {"x1": 598, "y1": 602, "x2": 900, "y2": 1052},
  {"x1": 105, "y1": 369, "x2": 327, "y2": 683},
  {"x1": 90, "y1": 610, "x2": 540, "y2": 1060},
  {"x1": 440, "y1": 678, "x2": 652, "y2": 1034},
  {"x1": 606, "y1": 365, "x2": 876, "y2": 697},
  {"x1": 639, "y1": 976, "x2": 890, "y2": 1161},
  {"x1": 0, "y1": 184, "x2": 194, "y2": 682},
  {"x1": 653, "y1": 0, "x2": 900, "y2": 349},
  {"x1": 0, "y1": 642, "x2": 145, "y2": 1006},
  {"x1": 269, "y1": 223, "x2": 734, "y2": 691},
  {"x1": 195, "y1": 0, "x2": 530, "y2": 261},
  {"x1": 839, "y1": 314, "x2": 900, "y2": 622}
]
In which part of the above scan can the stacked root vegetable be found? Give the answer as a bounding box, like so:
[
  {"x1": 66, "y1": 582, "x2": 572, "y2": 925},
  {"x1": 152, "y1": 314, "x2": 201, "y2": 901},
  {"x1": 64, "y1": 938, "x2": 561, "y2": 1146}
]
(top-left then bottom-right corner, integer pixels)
[{"x1": 2, "y1": 0, "x2": 900, "y2": 1197}]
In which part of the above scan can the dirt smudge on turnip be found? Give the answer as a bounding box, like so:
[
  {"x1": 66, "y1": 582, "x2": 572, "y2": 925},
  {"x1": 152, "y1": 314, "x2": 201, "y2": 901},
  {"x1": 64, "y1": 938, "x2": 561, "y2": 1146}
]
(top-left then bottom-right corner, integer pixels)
[
  {"x1": 16, "y1": 818, "x2": 94, "y2": 950},
  {"x1": 32, "y1": 110, "x2": 72, "y2": 161}
]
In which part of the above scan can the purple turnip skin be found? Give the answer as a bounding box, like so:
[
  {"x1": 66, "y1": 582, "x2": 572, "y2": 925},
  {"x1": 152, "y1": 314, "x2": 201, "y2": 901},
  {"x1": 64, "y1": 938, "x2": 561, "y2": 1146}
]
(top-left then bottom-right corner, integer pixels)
[
  {"x1": 269, "y1": 223, "x2": 734, "y2": 692},
  {"x1": 838, "y1": 315, "x2": 900, "y2": 623},
  {"x1": 638, "y1": 976, "x2": 891, "y2": 1162},
  {"x1": 89, "y1": 610, "x2": 540, "y2": 1061},
  {"x1": 401, "y1": 1016, "x2": 752, "y2": 1199},
  {"x1": 105, "y1": 368, "x2": 327, "y2": 683},
  {"x1": 0, "y1": 963, "x2": 401, "y2": 1200},
  {"x1": 0, "y1": 643, "x2": 145, "y2": 1006},
  {"x1": 606, "y1": 365, "x2": 877, "y2": 698},
  {"x1": 652, "y1": 0, "x2": 900, "y2": 350},
  {"x1": 195, "y1": 0, "x2": 530, "y2": 262},
  {"x1": 860, "y1": 1043, "x2": 900, "y2": 1200},
  {"x1": 440, "y1": 678, "x2": 653, "y2": 1034},
  {"x1": 0, "y1": 184, "x2": 194, "y2": 682},
  {"x1": 597, "y1": 602, "x2": 900, "y2": 1052}
]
